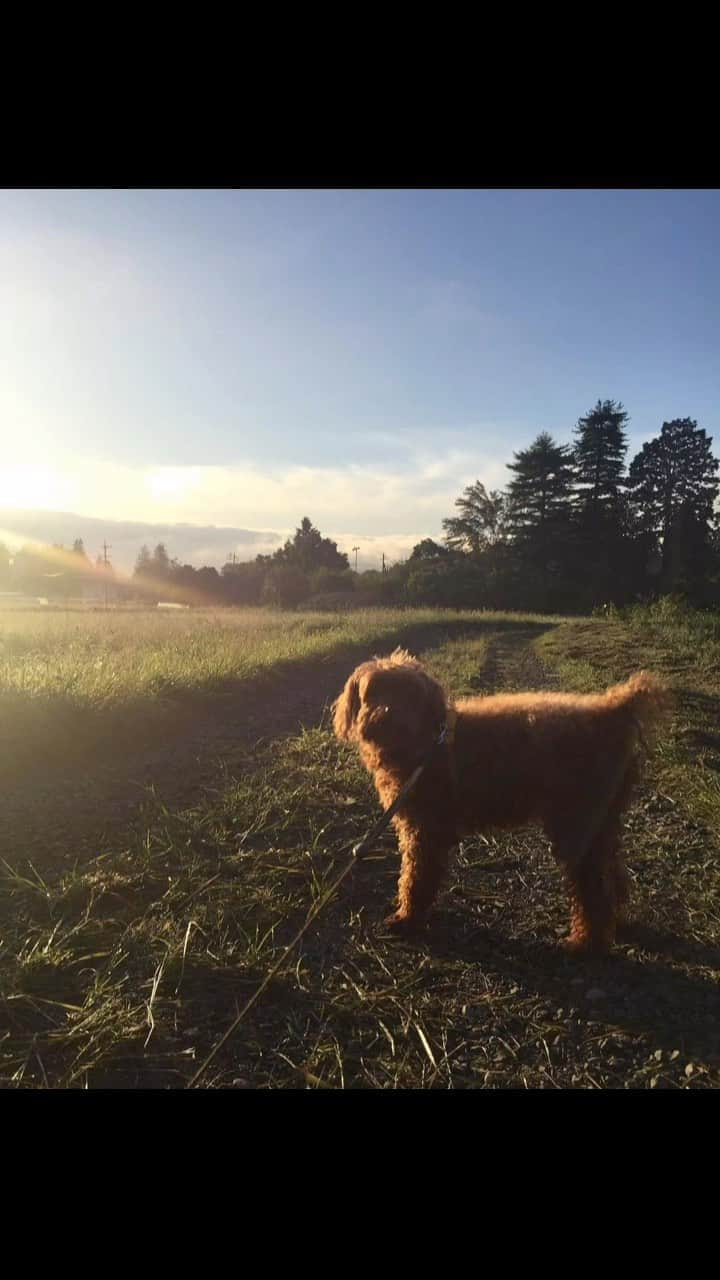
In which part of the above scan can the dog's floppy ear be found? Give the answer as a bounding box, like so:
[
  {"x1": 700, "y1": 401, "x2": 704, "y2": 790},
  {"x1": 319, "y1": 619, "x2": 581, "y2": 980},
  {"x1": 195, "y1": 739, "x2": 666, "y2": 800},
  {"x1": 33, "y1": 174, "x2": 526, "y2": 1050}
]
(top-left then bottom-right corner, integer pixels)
[
  {"x1": 333, "y1": 667, "x2": 366, "y2": 741},
  {"x1": 333, "y1": 661, "x2": 377, "y2": 741}
]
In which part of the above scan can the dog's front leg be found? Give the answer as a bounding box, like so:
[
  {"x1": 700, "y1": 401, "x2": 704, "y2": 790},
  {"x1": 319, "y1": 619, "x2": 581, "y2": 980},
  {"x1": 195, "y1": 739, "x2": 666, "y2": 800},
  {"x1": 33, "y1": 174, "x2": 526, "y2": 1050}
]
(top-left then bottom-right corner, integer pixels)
[{"x1": 385, "y1": 817, "x2": 453, "y2": 934}]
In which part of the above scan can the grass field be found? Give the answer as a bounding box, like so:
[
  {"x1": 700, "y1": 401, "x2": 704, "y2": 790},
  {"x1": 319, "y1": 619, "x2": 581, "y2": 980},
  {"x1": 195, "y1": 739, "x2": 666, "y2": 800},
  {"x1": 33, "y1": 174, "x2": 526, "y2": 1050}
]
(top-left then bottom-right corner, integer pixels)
[
  {"x1": 0, "y1": 605, "x2": 550, "y2": 778},
  {"x1": 0, "y1": 604, "x2": 718, "y2": 1088}
]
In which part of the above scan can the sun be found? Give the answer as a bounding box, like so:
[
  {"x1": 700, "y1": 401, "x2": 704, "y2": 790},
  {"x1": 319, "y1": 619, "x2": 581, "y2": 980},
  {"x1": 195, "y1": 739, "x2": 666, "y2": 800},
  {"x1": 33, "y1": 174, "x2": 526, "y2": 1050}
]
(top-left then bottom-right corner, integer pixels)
[{"x1": 0, "y1": 465, "x2": 71, "y2": 510}]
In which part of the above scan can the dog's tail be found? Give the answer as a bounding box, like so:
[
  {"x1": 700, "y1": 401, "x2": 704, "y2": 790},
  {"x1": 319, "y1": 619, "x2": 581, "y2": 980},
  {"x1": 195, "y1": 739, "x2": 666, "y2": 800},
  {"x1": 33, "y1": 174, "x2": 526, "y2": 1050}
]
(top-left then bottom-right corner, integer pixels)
[{"x1": 604, "y1": 670, "x2": 671, "y2": 749}]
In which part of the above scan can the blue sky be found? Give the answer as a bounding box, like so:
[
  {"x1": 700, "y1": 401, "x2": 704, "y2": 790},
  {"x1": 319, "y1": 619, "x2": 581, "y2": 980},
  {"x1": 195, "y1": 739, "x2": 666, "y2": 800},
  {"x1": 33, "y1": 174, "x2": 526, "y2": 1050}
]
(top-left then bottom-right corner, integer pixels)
[{"x1": 1, "y1": 188, "x2": 718, "y2": 570}]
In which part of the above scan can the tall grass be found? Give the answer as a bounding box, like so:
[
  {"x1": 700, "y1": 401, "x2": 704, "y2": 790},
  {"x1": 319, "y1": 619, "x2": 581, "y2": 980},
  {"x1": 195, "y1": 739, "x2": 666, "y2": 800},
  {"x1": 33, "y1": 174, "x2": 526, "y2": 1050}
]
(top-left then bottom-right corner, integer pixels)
[
  {"x1": 0, "y1": 605, "x2": 561, "y2": 778},
  {"x1": 0, "y1": 605, "x2": 559, "y2": 711},
  {"x1": 597, "y1": 596, "x2": 720, "y2": 679}
]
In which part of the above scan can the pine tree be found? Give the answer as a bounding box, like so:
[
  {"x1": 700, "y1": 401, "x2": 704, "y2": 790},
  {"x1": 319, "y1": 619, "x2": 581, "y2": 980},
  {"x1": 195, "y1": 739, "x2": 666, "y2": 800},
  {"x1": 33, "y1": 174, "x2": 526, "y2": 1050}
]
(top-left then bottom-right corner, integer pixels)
[
  {"x1": 572, "y1": 399, "x2": 628, "y2": 523},
  {"x1": 626, "y1": 418, "x2": 719, "y2": 587},
  {"x1": 277, "y1": 517, "x2": 349, "y2": 573},
  {"x1": 151, "y1": 543, "x2": 171, "y2": 579},
  {"x1": 506, "y1": 432, "x2": 574, "y2": 547},
  {"x1": 134, "y1": 545, "x2": 152, "y2": 578}
]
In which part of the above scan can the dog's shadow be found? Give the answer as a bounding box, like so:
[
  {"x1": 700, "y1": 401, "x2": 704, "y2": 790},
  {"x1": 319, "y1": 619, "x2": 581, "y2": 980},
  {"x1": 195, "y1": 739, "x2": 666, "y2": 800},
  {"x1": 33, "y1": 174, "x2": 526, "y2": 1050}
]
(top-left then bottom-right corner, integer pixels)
[{"x1": 417, "y1": 914, "x2": 720, "y2": 1068}]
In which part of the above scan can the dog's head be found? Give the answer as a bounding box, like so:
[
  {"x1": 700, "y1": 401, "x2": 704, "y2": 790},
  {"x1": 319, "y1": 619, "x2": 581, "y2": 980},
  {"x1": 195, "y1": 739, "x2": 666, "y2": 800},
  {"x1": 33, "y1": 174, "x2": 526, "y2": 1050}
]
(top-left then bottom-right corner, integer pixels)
[{"x1": 333, "y1": 648, "x2": 447, "y2": 759}]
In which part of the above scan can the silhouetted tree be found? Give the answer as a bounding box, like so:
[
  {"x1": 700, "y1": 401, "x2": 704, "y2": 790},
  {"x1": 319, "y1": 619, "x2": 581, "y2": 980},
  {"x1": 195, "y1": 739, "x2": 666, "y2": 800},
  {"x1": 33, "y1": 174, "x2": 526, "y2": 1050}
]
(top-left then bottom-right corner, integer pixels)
[
  {"x1": 442, "y1": 482, "x2": 507, "y2": 554},
  {"x1": 409, "y1": 538, "x2": 450, "y2": 561},
  {"x1": 506, "y1": 432, "x2": 574, "y2": 548},
  {"x1": 151, "y1": 543, "x2": 171, "y2": 580},
  {"x1": 405, "y1": 556, "x2": 487, "y2": 607},
  {"x1": 63, "y1": 537, "x2": 92, "y2": 594},
  {"x1": 275, "y1": 517, "x2": 349, "y2": 573},
  {"x1": 308, "y1": 567, "x2": 354, "y2": 595},
  {"x1": 196, "y1": 565, "x2": 221, "y2": 601},
  {"x1": 567, "y1": 400, "x2": 631, "y2": 605},
  {"x1": 221, "y1": 560, "x2": 265, "y2": 605},
  {"x1": 134, "y1": 545, "x2": 152, "y2": 579},
  {"x1": 572, "y1": 399, "x2": 629, "y2": 523},
  {"x1": 626, "y1": 418, "x2": 719, "y2": 590},
  {"x1": 261, "y1": 565, "x2": 310, "y2": 608}
]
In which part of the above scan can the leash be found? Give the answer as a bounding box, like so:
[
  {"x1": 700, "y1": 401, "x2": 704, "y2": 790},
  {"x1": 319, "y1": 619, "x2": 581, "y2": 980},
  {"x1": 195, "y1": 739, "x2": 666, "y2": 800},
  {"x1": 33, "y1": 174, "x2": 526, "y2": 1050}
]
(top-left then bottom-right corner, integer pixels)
[{"x1": 188, "y1": 715, "x2": 455, "y2": 1088}]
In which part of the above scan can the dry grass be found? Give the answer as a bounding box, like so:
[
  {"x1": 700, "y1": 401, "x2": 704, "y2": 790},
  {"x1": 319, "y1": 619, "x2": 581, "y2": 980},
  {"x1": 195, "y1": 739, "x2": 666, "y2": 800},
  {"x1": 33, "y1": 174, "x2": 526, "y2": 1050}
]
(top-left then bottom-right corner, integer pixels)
[
  {"x1": 1, "y1": 608, "x2": 718, "y2": 1089},
  {"x1": 0, "y1": 605, "x2": 559, "y2": 707}
]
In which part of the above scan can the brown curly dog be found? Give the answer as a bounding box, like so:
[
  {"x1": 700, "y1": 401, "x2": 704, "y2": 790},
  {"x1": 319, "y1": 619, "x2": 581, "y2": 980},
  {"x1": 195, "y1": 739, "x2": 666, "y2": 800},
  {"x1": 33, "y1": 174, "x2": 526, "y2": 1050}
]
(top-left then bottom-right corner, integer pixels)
[{"x1": 333, "y1": 648, "x2": 668, "y2": 953}]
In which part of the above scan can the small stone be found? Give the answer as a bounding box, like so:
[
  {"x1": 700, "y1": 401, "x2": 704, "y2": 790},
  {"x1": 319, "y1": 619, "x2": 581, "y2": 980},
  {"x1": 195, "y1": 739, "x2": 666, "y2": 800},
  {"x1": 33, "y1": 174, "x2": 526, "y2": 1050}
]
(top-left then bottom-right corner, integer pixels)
[{"x1": 585, "y1": 987, "x2": 606, "y2": 1001}]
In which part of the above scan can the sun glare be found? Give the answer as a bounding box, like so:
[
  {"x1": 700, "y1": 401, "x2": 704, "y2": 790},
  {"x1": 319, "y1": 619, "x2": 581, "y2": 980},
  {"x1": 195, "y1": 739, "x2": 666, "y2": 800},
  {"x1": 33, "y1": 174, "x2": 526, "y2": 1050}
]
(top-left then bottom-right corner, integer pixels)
[
  {"x1": 144, "y1": 468, "x2": 199, "y2": 500},
  {"x1": 0, "y1": 466, "x2": 69, "y2": 510}
]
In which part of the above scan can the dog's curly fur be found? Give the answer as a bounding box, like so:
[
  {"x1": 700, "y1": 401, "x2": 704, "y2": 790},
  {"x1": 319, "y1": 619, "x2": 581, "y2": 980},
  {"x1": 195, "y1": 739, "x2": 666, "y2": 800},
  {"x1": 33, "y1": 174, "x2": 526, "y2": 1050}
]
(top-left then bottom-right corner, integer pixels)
[{"x1": 333, "y1": 647, "x2": 669, "y2": 953}]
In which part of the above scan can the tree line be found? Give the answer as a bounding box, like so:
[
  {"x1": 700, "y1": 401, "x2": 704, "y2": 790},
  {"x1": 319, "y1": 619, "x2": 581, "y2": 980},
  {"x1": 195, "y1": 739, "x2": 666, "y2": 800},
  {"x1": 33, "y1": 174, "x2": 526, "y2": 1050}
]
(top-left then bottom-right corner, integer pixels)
[
  {"x1": 424, "y1": 402, "x2": 719, "y2": 612},
  {"x1": 2, "y1": 401, "x2": 717, "y2": 611},
  {"x1": 0, "y1": 539, "x2": 114, "y2": 599}
]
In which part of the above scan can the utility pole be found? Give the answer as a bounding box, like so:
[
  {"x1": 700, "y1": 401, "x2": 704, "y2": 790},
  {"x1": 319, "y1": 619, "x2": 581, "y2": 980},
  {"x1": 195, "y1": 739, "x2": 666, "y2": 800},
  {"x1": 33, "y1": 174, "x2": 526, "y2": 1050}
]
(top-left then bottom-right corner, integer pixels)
[
  {"x1": 228, "y1": 551, "x2": 237, "y2": 566},
  {"x1": 382, "y1": 552, "x2": 387, "y2": 575},
  {"x1": 352, "y1": 545, "x2": 359, "y2": 572},
  {"x1": 102, "y1": 541, "x2": 111, "y2": 609}
]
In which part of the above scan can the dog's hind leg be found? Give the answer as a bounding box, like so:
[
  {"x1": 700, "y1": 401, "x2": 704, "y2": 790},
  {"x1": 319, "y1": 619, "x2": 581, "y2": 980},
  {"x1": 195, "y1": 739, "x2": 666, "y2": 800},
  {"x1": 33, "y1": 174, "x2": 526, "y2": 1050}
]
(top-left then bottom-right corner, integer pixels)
[
  {"x1": 385, "y1": 818, "x2": 454, "y2": 934},
  {"x1": 549, "y1": 757, "x2": 637, "y2": 953},
  {"x1": 547, "y1": 816, "x2": 619, "y2": 954},
  {"x1": 559, "y1": 845, "x2": 618, "y2": 953}
]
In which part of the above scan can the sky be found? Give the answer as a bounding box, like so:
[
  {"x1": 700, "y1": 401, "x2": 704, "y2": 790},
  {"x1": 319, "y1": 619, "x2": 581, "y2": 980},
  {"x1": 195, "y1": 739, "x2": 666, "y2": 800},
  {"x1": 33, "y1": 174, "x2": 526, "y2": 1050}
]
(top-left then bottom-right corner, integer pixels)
[{"x1": 1, "y1": 187, "x2": 719, "y2": 572}]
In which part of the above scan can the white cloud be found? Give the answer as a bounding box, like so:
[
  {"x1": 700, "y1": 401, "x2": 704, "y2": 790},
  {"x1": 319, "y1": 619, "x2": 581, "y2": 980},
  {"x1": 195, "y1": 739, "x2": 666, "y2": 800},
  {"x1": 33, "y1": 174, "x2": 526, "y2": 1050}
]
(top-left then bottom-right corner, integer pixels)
[
  {"x1": 0, "y1": 442, "x2": 511, "y2": 573},
  {"x1": 0, "y1": 450, "x2": 508, "y2": 530}
]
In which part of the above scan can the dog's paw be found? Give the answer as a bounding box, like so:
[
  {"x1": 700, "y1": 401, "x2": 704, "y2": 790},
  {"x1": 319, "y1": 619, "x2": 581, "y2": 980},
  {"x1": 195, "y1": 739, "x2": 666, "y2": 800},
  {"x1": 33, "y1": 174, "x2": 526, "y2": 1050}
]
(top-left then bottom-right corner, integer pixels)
[
  {"x1": 383, "y1": 912, "x2": 426, "y2": 937},
  {"x1": 560, "y1": 935, "x2": 589, "y2": 955},
  {"x1": 561, "y1": 933, "x2": 613, "y2": 957}
]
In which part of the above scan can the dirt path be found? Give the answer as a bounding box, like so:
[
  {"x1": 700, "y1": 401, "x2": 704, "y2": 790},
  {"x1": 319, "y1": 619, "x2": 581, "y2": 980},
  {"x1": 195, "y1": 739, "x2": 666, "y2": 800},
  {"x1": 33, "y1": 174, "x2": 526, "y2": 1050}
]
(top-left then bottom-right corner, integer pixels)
[
  {"x1": 473, "y1": 625, "x2": 559, "y2": 695},
  {"x1": 0, "y1": 655, "x2": 351, "y2": 866}
]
